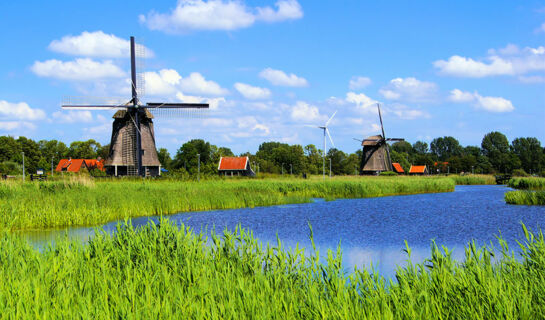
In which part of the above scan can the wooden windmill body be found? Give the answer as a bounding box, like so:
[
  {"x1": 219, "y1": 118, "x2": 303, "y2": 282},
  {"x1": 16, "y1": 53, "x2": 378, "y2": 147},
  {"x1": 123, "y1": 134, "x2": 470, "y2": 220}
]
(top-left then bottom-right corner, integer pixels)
[
  {"x1": 358, "y1": 104, "x2": 404, "y2": 175},
  {"x1": 62, "y1": 37, "x2": 208, "y2": 177}
]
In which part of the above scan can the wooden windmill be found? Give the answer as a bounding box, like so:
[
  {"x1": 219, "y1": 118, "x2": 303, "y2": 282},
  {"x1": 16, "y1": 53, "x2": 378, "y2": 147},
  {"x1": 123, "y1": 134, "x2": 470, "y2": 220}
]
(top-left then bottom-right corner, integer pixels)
[
  {"x1": 62, "y1": 37, "x2": 209, "y2": 177},
  {"x1": 357, "y1": 104, "x2": 404, "y2": 175}
]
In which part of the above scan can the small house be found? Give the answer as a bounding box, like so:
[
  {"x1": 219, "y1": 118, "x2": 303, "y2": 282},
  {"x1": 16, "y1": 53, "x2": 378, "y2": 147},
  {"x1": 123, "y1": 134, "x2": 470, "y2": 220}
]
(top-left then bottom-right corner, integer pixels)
[
  {"x1": 392, "y1": 163, "x2": 405, "y2": 174},
  {"x1": 409, "y1": 165, "x2": 428, "y2": 175},
  {"x1": 56, "y1": 158, "x2": 105, "y2": 173},
  {"x1": 218, "y1": 156, "x2": 255, "y2": 177}
]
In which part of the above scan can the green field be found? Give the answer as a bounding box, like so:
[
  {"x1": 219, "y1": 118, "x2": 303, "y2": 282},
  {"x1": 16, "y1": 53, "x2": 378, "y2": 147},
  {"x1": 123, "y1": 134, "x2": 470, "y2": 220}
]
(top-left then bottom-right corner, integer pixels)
[
  {"x1": 0, "y1": 220, "x2": 543, "y2": 318},
  {"x1": 0, "y1": 176, "x2": 455, "y2": 231}
]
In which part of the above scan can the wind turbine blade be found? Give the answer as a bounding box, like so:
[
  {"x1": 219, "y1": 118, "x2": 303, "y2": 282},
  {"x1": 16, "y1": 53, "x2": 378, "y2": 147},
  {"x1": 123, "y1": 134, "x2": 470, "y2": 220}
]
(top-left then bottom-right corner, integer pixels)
[
  {"x1": 377, "y1": 103, "x2": 386, "y2": 139},
  {"x1": 325, "y1": 110, "x2": 337, "y2": 127},
  {"x1": 303, "y1": 124, "x2": 320, "y2": 128},
  {"x1": 326, "y1": 128, "x2": 335, "y2": 148}
]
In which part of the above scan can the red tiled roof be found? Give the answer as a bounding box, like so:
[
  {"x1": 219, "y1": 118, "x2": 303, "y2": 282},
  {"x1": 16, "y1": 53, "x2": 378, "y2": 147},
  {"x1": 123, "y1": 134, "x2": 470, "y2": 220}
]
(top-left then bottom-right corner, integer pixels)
[
  {"x1": 55, "y1": 159, "x2": 105, "y2": 172},
  {"x1": 218, "y1": 157, "x2": 248, "y2": 170},
  {"x1": 392, "y1": 163, "x2": 404, "y2": 173},
  {"x1": 409, "y1": 165, "x2": 427, "y2": 174}
]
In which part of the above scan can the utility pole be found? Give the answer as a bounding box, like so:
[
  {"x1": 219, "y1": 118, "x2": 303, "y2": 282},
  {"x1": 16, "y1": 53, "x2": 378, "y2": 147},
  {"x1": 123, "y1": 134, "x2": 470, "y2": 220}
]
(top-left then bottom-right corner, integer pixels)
[
  {"x1": 329, "y1": 158, "x2": 332, "y2": 178},
  {"x1": 447, "y1": 166, "x2": 450, "y2": 175},
  {"x1": 290, "y1": 164, "x2": 293, "y2": 175},
  {"x1": 281, "y1": 163, "x2": 284, "y2": 175},
  {"x1": 22, "y1": 151, "x2": 25, "y2": 182},
  {"x1": 51, "y1": 156, "x2": 54, "y2": 177},
  {"x1": 197, "y1": 154, "x2": 200, "y2": 182},
  {"x1": 472, "y1": 166, "x2": 474, "y2": 174}
]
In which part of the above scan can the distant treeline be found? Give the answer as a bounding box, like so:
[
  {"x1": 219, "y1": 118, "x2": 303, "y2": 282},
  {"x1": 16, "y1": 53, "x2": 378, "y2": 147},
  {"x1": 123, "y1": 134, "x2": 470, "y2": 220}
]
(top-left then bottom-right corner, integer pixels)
[{"x1": 0, "y1": 131, "x2": 543, "y2": 176}]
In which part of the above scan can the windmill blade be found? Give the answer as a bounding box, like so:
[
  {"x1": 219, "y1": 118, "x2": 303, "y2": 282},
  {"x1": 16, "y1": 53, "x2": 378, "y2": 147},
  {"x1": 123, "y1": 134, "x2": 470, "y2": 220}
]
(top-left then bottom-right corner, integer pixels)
[
  {"x1": 353, "y1": 138, "x2": 363, "y2": 142},
  {"x1": 386, "y1": 138, "x2": 405, "y2": 141},
  {"x1": 377, "y1": 103, "x2": 386, "y2": 140},
  {"x1": 145, "y1": 102, "x2": 209, "y2": 109},
  {"x1": 325, "y1": 110, "x2": 337, "y2": 127},
  {"x1": 326, "y1": 128, "x2": 335, "y2": 148},
  {"x1": 62, "y1": 105, "x2": 128, "y2": 110}
]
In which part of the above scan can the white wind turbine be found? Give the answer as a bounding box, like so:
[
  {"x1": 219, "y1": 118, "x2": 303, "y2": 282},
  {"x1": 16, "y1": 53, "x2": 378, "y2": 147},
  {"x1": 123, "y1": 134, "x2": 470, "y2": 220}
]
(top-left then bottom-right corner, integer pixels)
[{"x1": 307, "y1": 111, "x2": 337, "y2": 179}]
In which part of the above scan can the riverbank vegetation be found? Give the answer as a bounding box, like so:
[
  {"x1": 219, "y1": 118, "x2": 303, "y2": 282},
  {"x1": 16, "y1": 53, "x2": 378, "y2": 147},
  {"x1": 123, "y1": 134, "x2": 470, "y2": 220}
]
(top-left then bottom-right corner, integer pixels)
[
  {"x1": 505, "y1": 177, "x2": 545, "y2": 205},
  {"x1": 449, "y1": 174, "x2": 496, "y2": 185},
  {"x1": 0, "y1": 176, "x2": 454, "y2": 231},
  {"x1": 0, "y1": 221, "x2": 544, "y2": 318}
]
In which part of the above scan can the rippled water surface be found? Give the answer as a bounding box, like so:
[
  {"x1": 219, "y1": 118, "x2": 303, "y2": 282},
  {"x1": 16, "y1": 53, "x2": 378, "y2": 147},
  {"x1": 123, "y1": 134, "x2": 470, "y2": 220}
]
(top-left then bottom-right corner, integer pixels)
[{"x1": 21, "y1": 185, "x2": 545, "y2": 277}]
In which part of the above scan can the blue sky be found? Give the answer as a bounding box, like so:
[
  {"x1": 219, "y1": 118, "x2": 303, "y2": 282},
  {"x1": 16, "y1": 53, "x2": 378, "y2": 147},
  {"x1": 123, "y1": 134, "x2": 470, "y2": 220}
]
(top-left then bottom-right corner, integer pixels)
[{"x1": 1, "y1": 1, "x2": 544, "y2": 155}]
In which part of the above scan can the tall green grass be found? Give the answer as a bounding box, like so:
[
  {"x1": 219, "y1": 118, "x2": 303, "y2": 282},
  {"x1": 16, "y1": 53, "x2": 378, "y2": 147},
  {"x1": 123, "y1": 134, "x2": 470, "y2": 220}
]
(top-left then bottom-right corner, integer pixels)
[
  {"x1": 505, "y1": 191, "x2": 545, "y2": 205},
  {"x1": 0, "y1": 176, "x2": 454, "y2": 231},
  {"x1": 508, "y1": 177, "x2": 545, "y2": 190},
  {"x1": 449, "y1": 174, "x2": 496, "y2": 185},
  {"x1": 0, "y1": 221, "x2": 544, "y2": 318}
]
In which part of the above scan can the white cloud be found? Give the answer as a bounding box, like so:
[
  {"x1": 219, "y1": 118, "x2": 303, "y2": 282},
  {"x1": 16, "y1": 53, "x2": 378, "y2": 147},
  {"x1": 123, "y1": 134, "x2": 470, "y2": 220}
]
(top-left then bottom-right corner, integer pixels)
[
  {"x1": 259, "y1": 68, "x2": 308, "y2": 87},
  {"x1": 390, "y1": 105, "x2": 430, "y2": 120},
  {"x1": 144, "y1": 69, "x2": 227, "y2": 97},
  {"x1": 536, "y1": 22, "x2": 545, "y2": 33},
  {"x1": 345, "y1": 92, "x2": 377, "y2": 112},
  {"x1": 348, "y1": 76, "x2": 372, "y2": 90},
  {"x1": 52, "y1": 110, "x2": 93, "y2": 123},
  {"x1": 448, "y1": 89, "x2": 514, "y2": 113},
  {"x1": 140, "y1": 0, "x2": 303, "y2": 33},
  {"x1": 256, "y1": 0, "x2": 303, "y2": 22},
  {"x1": 290, "y1": 101, "x2": 321, "y2": 121},
  {"x1": 234, "y1": 82, "x2": 271, "y2": 99},
  {"x1": 31, "y1": 58, "x2": 125, "y2": 80},
  {"x1": 379, "y1": 77, "x2": 438, "y2": 103},
  {"x1": 48, "y1": 31, "x2": 153, "y2": 58},
  {"x1": 180, "y1": 72, "x2": 228, "y2": 96},
  {"x1": 434, "y1": 45, "x2": 545, "y2": 78},
  {"x1": 0, "y1": 121, "x2": 36, "y2": 131},
  {"x1": 0, "y1": 100, "x2": 46, "y2": 121}
]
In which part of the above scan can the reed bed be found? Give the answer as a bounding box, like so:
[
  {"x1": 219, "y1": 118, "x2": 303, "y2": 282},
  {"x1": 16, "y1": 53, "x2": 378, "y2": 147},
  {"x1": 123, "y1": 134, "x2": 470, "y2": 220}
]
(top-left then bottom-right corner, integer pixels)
[
  {"x1": 505, "y1": 191, "x2": 545, "y2": 205},
  {"x1": 0, "y1": 176, "x2": 454, "y2": 231},
  {"x1": 508, "y1": 177, "x2": 545, "y2": 190},
  {"x1": 0, "y1": 221, "x2": 544, "y2": 318},
  {"x1": 449, "y1": 174, "x2": 496, "y2": 185}
]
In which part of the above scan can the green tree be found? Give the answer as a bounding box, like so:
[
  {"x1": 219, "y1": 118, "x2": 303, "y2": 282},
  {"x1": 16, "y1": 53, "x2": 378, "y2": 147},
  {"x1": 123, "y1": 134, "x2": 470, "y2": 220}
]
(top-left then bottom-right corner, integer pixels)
[
  {"x1": 173, "y1": 139, "x2": 213, "y2": 174},
  {"x1": 68, "y1": 139, "x2": 101, "y2": 159},
  {"x1": 511, "y1": 137, "x2": 542, "y2": 174},
  {"x1": 481, "y1": 131, "x2": 510, "y2": 173},
  {"x1": 157, "y1": 148, "x2": 172, "y2": 170},
  {"x1": 412, "y1": 141, "x2": 429, "y2": 154},
  {"x1": 391, "y1": 141, "x2": 412, "y2": 154},
  {"x1": 430, "y1": 136, "x2": 462, "y2": 161}
]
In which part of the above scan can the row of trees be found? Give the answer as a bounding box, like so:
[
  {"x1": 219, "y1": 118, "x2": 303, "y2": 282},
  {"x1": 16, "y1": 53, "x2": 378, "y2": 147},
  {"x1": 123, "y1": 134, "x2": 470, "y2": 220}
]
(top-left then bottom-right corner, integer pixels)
[{"x1": 1, "y1": 131, "x2": 544, "y2": 176}]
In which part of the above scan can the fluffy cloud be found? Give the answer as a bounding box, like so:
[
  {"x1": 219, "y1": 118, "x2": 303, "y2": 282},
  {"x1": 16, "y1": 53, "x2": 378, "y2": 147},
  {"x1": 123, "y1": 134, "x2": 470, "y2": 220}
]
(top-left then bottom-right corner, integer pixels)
[
  {"x1": 234, "y1": 82, "x2": 271, "y2": 99},
  {"x1": 140, "y1": 0, "x2": 303, "y2": 33},
  {"x1": 448, "y1": 89, "x2": 514, "y2": 112},
  {"x1": 348, "y1": 76, "x2": 372, "y2": 90},
  {"x1": 52, "y1": 110, "x2": 93, "y2": 123},
  {"x1": 389, "y1": 104, "x2": 430, "y2": 120},
  {"x1": 144, "y1": 69, "x2": 228, "y2": 97},
  {"x1": 0, "y1": 121, "x2": 36, "y2": 131},
  {"x1": 48, "y1": 31, "x2": 153, "y2": 58},
  {"x1": 175, "y1": 92, "x2": 226, "y2": 110},
  {"x1": 345, "y1": 92, "x2": 377, "y2": 112},
  {"x1": 180, "y1": 72, "x2": 229, "y2": 96},
  {"x1": 379, "y1": 77, "x2": 438, "y2": 102},
  {"x1": 259, "y1": 68, "x2": 308, "y2": 87},
  {"x1": 31, "y1": 58, "x2": 125, "y2": 80},
  {"x1": 0, "y1": 100, "x2": 46, "y2": 121},
  {"x1": 290, "y1": 101, "x2": 321, "y2": 121},
  {"x1": 434, "y1": 44, "x2": 545, "y2": 78}
]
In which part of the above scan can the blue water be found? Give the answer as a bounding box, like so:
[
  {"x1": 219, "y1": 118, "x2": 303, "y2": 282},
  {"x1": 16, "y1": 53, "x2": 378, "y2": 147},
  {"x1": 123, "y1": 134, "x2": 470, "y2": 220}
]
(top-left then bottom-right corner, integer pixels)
[{"x1": 20, "y1": 185, "x2": 545, "y2": 277}]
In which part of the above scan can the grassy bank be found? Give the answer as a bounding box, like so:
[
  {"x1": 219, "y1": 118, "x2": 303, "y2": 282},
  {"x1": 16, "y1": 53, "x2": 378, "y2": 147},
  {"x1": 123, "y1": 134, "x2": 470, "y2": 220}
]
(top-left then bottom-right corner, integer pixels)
[
  {"x1": 449, "y1": 174, "x2": 496, "y2": 185},
  {"x1": 0, "y1": 221, "x2": 543, "y2": 318},
  {"x1": 505, "y1": 178, "x2": 545, "y2": 205},
  {"x1": 0, "y1": 176, "x2": 454, "y2": 231},
  {"x1": 508, "y1": 177, "x2": 545, "y2": 190},
  {"x1": 505, "y1": 191, "x2": 545, "y2": 205}
]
